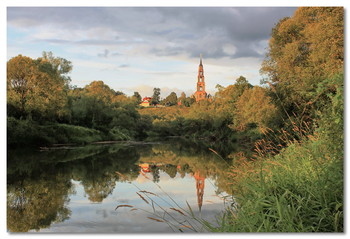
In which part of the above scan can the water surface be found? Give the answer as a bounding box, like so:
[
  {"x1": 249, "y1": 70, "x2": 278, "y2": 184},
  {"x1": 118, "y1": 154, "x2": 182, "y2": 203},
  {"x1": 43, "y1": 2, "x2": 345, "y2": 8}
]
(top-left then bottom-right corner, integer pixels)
[{"x1": 7, "y1": 140, "x2": 234, "y2": 233}]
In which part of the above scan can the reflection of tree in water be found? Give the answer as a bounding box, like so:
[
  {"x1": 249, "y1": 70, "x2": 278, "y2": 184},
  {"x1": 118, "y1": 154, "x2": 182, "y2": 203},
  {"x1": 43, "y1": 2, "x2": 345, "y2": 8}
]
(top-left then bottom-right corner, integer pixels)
[
  {"x1": 7, "y1": 140, "x2": 238, "y2": 232},
  {"x1": 82, "y1": 172, "x2": 117, "y2": 203},
  {"x1": 137, "y1": 141, "x2": 234, "y2": 194},
  {"x1": 7, "y1": 144, "x2": 141, "y2": 231},
  {"x1": 7, "y1": 173, "x2": 73, "y2": 232},
  {"x1": 163, "y1": 164, "x2": 178, "y2": 178},
  {"x1": 70, "y1": 147, "x2": 140, "y2": 202},
  {"x1": 149, "y1": 165, "x2": 160, "y2": 183}
]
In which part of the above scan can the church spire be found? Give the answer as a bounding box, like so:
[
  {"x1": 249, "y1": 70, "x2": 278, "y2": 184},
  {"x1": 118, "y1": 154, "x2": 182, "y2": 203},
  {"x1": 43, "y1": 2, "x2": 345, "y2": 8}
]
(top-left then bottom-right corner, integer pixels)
[{"x1": 194, "y1": 54, "x2": 207, "y2": 102}]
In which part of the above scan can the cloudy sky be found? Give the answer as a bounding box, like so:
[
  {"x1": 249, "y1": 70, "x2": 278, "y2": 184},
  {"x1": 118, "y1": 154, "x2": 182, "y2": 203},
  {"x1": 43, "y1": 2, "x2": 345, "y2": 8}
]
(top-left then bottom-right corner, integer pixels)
[{"x1": 7, "y1": 7, "x2": 296, "y2": 98}]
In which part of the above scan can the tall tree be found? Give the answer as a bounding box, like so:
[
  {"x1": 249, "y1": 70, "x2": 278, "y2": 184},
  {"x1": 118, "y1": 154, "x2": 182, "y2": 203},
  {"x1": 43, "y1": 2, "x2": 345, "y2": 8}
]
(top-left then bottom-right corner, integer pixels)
[
  {"x1": 7, "y1": 55, "x2": 36, "y2": 116},
  {"x1": 7, "y1": 53, "x2": 72, "y2": 121},
  {"x1": 132, "y1": 91, "x2": 142, "y2": 104},
  {"x1": 261, "y1": 7, "x2": 343, "y2": 103},
  {"x1": 151, "y1": 88, "x2": 161, "y2": 105}
]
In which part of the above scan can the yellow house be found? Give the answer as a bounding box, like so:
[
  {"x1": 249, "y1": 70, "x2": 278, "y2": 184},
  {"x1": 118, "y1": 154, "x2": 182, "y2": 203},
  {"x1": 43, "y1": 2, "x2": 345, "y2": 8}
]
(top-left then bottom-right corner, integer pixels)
[{"x1": 140, "y1": 97, "x2": 152, "y2": 107}]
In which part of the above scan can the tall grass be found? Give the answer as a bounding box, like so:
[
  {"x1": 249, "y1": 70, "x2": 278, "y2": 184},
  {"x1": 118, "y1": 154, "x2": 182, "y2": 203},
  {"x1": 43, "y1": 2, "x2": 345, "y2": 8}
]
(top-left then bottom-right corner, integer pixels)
[
  {"x1": 218, "y1": 136, "x2": 343, "y2": 232},
  {"x1": 210, "y1": 103, "x2": 344, "y2": 233}
]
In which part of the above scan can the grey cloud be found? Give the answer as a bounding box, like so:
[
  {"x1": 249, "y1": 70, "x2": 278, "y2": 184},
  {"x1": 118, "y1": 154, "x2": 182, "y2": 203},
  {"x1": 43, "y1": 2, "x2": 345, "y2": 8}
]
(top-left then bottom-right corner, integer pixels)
[
  {"x1": 150, "y1": 46, "x2": 184, "y2": 56},
  {"x1": 8, "y1": 7, "x2": 296, "y2": 59}
]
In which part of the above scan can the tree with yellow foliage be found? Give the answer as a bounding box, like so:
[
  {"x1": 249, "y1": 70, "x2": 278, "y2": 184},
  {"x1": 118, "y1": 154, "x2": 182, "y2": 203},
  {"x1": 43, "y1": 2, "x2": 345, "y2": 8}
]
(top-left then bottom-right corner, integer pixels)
[
  {"x1": 7, "y1": 52, "x2": 72, "y2": 121},
  {"x1": 234, "y1": 86, "x2": 278, "y2": 132}
]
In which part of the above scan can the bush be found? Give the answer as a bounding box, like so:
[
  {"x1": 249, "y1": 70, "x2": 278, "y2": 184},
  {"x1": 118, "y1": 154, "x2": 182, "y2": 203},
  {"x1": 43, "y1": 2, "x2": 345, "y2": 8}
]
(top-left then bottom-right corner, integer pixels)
[{"x1": 7, "y1": 117, "x2": 104, "y2": 147}]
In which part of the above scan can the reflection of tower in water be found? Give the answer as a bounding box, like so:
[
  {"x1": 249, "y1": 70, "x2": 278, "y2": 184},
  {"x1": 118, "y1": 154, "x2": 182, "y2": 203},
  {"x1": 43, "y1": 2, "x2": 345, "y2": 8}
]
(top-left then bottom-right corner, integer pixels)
[{"x1": 194, "y1": 171, "x2": 205, "y2": 212}]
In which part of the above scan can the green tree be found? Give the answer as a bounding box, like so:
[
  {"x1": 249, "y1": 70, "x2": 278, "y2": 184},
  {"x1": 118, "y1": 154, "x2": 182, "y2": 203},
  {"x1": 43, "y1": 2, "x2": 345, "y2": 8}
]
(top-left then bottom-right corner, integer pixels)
[
  {"x1": 151, "y1": 88, "x2": 161, "y2": 105},
  {"x1": 38, "y1": 51, "x2": 72, "y2": 86},
  {"x1": 162, "y1": 92, "x2": 178, "y2": 106},
  {"x1": 234, "y1": 86, "x2": 278, "y2": 132},
  {"x1": 183, "y1": 96, "x2": 195, "y2": 107},
  {"x1": 178, "y1": 92, "x2": 186, "y2": 105},
  {"x1": 132, "y1": 91, "x2": 142, "y2": 104},
  {"x1": 234, "y1": 76, "x2": 253, "y2": 97}
]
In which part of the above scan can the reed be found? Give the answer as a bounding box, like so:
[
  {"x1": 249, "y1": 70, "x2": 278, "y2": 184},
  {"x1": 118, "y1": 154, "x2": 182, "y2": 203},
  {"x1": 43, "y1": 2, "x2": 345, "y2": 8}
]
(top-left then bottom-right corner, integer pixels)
[{"x1": 215, "y1": 119, "x2": 343, "y2": 232}]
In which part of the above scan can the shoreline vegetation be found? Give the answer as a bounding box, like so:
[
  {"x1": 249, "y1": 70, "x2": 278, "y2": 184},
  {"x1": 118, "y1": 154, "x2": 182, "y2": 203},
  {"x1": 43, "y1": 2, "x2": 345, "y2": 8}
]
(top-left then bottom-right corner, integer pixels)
[{"x1": 7, "y1": 7, "x2": 343, "y2": 232}]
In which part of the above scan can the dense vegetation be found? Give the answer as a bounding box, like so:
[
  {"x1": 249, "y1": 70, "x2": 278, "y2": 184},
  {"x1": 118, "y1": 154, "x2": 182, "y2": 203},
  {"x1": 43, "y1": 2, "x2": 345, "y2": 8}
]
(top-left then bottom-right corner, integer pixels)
[
  {"x1": 7, "y1": 7, "x2": 343, "y2": 232},
  {"x1": 210, "y1": 7, "x2": 344, "y2": 232}
]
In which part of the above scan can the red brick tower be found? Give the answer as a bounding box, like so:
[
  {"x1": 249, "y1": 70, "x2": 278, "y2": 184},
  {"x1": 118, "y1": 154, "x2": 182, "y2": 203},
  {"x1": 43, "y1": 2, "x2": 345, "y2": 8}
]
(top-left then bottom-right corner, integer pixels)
[{"x1": 194, "y1": 54, "x2": 207, "y2": 102}]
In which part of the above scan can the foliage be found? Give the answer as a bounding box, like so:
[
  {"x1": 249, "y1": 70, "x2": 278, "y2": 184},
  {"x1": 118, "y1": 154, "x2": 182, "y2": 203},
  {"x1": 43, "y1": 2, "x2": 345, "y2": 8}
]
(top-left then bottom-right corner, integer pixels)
[
  {"x1": 161, "y1": 92, "x2": 178, "y2": 106},
  {"x1": 261, "y1": 7, "x2": 343, "y2": 128},
  {"x1": 7, "y1": 117, "x2": 104, "y2": 147},
  {"x1": 7, "y1": 52, "x2": 72, "y2": 121},
  {"x1": 217, "y1": 133, "x2": 343, "y2": 232},
  {"x1": 234, "y1": 86, "x2": 278, "y2": 132},
  {"x1": 132, "y1": 91, "x2": 142, "y2": 104},
  {"x1": 151, "y1": 88, "x2": 161, "y2": 105}
]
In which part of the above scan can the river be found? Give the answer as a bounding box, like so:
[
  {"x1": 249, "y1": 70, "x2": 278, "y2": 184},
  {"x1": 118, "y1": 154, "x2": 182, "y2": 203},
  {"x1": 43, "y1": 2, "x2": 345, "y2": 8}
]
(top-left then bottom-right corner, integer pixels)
[{"x1": 7, "y1": 140, "x2": 236, "y2": 233}]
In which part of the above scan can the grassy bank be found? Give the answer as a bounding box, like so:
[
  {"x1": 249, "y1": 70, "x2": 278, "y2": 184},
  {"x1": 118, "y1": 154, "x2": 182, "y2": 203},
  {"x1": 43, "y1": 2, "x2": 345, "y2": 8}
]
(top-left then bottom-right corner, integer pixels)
[
  {"x1": 7, "y1": 117, "x2": 105, "y2": 147},
  {"x1": 209, "y1": 134, "x2": 343, "y2": 232}
]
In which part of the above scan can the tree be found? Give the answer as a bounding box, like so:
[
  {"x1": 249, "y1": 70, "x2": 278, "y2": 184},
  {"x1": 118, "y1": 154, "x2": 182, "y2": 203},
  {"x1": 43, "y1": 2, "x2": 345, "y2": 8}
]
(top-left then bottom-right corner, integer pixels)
[
  {"x1": 38, "y1": 51, "x2": 72, "y2": 86},
  {"x1": 177, "y1": 92, "x2": 195, "y2": 107},
  {"x1": 260, "y1": 7, "x2": 344, "y2": 120},
  {"x1": 7, "y1": 53, "x2": 72, "y2": 121},
  {"x1": 7, "y1": 55, "x2": 36, "y2": 116},
  {"x1": 84, "y1": 81, "x2": 116, "y2": 104},
  {"x1": 151, "y1": 88, "x2": 161, "y2": 105},
  {"x1": 162, "y1": 92, "x2": 178, "y2": 106},
  {"x1": 234, "y1": 86, "x2": 278, "y2": 132},
  {"x1": 234, "y1": 76, "x2": 253, "y2": 97},
  {"x1": 182, "y1": 97, "x2": 195, "y2": 107},
  {"x1": 132, "y1": 91, "x2": 142, "y2": 104}
]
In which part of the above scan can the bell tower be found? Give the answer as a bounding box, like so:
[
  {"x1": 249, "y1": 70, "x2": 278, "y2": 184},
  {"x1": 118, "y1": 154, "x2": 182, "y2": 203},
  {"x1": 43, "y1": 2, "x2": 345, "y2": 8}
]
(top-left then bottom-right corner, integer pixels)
[{"x1": 194, "y1": 54, "x2": 207, "y2": 102}]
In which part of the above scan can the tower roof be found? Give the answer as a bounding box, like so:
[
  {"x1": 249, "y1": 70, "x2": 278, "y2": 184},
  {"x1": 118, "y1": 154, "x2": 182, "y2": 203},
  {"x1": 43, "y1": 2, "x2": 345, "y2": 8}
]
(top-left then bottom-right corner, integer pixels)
[{"x1": 199, "y1": 54, "x2": 202, "y2": 66}]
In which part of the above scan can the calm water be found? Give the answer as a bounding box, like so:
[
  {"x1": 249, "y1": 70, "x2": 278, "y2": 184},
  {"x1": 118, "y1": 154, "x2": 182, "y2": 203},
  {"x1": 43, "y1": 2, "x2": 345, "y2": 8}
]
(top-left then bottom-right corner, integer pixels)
[{"x1": 7, "y1": 140, "x2": 235, "y2": 233}]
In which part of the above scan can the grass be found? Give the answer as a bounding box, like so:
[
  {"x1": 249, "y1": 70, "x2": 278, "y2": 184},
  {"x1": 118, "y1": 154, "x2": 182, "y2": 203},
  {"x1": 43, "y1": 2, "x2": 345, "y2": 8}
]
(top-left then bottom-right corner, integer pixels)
[
  {"x1": 7, "y1": 117, "x2": 104, "y2": 147},
  {"x1": 213, "y1": 133, "x2": 343, "y2": 232}
]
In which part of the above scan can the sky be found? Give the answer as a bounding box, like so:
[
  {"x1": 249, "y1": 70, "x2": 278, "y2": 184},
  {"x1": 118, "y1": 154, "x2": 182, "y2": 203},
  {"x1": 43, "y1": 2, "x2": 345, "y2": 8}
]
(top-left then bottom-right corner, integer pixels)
[{"x1": 7, "y1": 7, "x2": 297, "y2": 98}]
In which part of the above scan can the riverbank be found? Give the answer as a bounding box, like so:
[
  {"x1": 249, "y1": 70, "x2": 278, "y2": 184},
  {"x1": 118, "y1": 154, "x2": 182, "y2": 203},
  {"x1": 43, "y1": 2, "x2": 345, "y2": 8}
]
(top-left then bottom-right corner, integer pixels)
[
  {"x1": 207, "y1": 130, "x2": 343, "y2": 232},
  {"x1": 7, "y1": 117, "x2": 105, "y2": 147}
]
